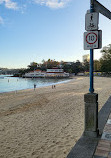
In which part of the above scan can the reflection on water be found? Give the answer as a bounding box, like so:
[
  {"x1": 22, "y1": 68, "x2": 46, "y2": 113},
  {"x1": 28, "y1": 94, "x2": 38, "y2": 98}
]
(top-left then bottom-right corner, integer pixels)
[{"x1": 0, "y1": 75, "x2": 70, "y2": 93}]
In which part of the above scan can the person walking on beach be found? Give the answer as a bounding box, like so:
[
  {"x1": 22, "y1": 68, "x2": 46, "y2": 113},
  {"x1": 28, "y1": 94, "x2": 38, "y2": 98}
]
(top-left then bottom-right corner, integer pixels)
[
  {"x1": 34, "y1": 84, "x2": 36, "y2": 91},
  {"x1": 52, "y1": 85, "x2": 56, "y2": 89}
]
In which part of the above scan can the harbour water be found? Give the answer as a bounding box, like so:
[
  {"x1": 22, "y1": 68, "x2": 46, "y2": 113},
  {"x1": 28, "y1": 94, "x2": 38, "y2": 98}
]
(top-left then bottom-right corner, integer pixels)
[{"x1": 0, "y1": 75, "x2": 71, "y2": 93}]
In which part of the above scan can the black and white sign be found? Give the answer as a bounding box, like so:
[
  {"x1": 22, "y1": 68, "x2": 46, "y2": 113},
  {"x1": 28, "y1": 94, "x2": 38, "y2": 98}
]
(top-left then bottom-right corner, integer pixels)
[
  {"x1": 84, "y1": 31, "x2": 98, "y2": 50},
  {"x1": 85, "y1": 12, "x2": 99, "y2": 31}
]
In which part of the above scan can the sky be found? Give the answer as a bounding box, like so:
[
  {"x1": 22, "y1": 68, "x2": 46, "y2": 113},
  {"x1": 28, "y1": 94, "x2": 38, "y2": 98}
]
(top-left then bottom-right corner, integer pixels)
[{"x1": 0, "y1": 0, "x2": 111, "y2": 68}]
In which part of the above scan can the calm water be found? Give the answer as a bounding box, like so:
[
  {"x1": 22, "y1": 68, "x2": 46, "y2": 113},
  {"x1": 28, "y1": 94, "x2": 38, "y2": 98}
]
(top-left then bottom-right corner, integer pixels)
[{"x1": 0, "y1": 75, "x2": 71, "y2": 93}]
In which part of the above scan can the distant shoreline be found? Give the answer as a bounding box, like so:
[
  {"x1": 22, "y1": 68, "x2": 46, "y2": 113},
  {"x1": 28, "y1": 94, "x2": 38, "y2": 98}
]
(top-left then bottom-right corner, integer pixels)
[{"x1": 0, "y1": 76, "x2": 74, "y2": 94}]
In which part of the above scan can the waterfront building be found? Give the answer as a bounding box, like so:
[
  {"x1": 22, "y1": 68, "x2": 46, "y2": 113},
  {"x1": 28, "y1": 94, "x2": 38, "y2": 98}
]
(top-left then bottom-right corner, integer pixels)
[
  {"x1": 23, "y1": 68, "x2": 69, "y2": 78},
  {"x1": 46, "y1": 68, "x2": 69, "y2": 77},
  {"x1": 23, "y1": 70, "x2": 46, "y2": 78}
]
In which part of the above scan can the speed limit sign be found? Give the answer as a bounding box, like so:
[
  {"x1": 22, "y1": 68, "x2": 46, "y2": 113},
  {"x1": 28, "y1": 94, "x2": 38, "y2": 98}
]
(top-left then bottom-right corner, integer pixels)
[
  {"x1": 84, "y1": 31, "x2": 99, "y2": 50},
  {"x1": 86, "y1": 32, "x2": 97, "y2": 44}
]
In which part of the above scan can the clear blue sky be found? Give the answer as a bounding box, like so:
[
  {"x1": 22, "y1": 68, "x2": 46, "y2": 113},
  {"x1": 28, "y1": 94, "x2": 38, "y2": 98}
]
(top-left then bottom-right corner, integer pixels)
[{"x1": 0, "y1": 0, "x2": 111, "y2": 68}]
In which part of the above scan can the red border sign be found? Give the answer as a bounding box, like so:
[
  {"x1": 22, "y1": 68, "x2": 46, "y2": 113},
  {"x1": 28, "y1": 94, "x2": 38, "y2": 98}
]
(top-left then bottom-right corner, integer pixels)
[{"x1": 86, "y1": 32, "x2": 98, "y2": 44}]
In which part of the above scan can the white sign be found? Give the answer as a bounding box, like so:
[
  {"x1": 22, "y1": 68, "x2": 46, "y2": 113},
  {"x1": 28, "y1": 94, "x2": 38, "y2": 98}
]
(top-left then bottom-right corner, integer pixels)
[
  {"x1": 84, "y1": 31, "x2": 98, "y2": 50},
  {"x1": 85, "y1": 12, "x2": 99, "y2": 31}
]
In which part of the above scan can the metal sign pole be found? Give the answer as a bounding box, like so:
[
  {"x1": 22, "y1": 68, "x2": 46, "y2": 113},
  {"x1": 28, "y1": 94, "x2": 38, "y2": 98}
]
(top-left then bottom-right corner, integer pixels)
[
  {"x1": 83, "y1": 0, "x2": 111, "y2": 138},
  {"x1": 89, "y1": 0, "x2": 94, "y2": 93}
]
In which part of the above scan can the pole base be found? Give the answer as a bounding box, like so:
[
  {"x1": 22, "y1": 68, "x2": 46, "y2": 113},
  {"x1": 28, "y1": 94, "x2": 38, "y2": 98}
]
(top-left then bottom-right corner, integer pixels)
[
  {"x1": 84, "y1": 129, "x2": 99, "y2": 138},
  {"x1": 84, "y1": 93, "x2": 98, "y2": 137}
]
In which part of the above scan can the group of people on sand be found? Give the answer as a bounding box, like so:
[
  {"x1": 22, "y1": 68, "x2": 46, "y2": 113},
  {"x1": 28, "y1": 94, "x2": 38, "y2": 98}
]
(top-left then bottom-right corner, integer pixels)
[{"x1": 34, "y1": 84, "x2": 56, "y2": 91}]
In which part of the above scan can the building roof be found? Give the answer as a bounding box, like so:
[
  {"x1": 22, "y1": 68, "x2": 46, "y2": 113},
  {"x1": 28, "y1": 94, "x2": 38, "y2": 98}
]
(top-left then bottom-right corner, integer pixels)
[{"x1": 34, "y1": 69, "x2": 41, "y2": 72}]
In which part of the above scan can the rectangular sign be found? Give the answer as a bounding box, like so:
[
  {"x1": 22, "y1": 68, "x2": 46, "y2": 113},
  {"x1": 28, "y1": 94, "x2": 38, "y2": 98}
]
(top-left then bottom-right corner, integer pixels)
[
  {"x1": 84, "y1": 31, "x2": 98, "y2": 50},
  {"x1": 85, "y1": 12, "x2": 99, "y2": 31},
  {"x1": 94, "y1": 0, "x2": 111, "y2": 20},
  {"x1": 84, "y1": 30, "x2": 102, "y2": 50}
]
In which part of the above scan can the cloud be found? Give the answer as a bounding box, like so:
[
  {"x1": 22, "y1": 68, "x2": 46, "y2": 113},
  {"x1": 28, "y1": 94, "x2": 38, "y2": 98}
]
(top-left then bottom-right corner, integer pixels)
[
  {"x1": 0, "y1": 0, "x2": 71, "y2": 25},
  {"x1": 0, "y1": 16, "x2": 4, "y2": 24},
  {"x1": 33, "y1": 0, "x2": 71, "y2": 9},
  {"x1": 0, "y1": 0, "x2": 19, "y2": 25},
  {"x1": 0, "y1": 0, "x2": 18, "y2": 10},
  {"x1": 0, "y1": 0, "x2": 71, "y2": 10}
]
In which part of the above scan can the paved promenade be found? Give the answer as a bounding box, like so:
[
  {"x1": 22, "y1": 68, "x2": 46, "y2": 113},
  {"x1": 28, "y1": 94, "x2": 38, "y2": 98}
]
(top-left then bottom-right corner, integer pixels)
[
  {"x1": 67, "y1": 96, "x2": 111, "y2": 158},
  {"x1": 94, "y1": 113, "x2": 111, "y2": 158}
]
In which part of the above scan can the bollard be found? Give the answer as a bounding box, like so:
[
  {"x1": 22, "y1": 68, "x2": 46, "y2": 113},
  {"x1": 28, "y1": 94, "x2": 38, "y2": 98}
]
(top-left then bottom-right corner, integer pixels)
[{"x1": 84, "y1": 93, "x2": 99, "y2": 137}]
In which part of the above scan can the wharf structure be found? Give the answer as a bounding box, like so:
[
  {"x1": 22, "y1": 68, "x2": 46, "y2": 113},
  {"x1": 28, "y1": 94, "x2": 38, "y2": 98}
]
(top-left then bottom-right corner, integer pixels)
[{"x1": 23, "y1": 68, "x2": 69, "y2": 78}]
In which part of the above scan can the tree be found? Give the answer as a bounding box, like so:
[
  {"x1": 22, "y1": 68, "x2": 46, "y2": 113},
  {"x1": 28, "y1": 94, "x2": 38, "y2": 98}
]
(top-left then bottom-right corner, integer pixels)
[
  {"x1": 63, "y1": 60, "x2": 84, "y2": 75},
  {"x1": 100, "y1": 44, "x2": 111, "y2": 74},
  {"x1": 73, "y1": 60, "x2": 84, "y2": 75},
  {"x1": 27, "y1": 62, "x2": 37, "y2": 71},
  {"x1": 94, "y1": 60, "x2": 101, "y2": 72},
  {"x1": 18, "y1": 69, "x2": 27, "y2": 75},
  {"x1": 63, "y1": 64, "x2": 72, "y2": 73},
  {"x1": 83, "y1": 59, "x2": 89, "y2": 72},
  {"x1": 42, "y1": 59, "x2": 59, "y2": 69}
]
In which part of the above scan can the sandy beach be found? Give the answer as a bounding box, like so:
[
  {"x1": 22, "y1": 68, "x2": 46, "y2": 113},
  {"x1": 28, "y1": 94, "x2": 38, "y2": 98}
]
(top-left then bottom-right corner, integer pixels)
[{"x1": 0, "y1": 76, "x2": 111, "y2": 158}]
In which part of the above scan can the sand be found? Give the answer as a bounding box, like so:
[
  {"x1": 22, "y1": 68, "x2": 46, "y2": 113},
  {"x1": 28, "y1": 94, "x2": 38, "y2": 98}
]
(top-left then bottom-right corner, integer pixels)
[{"x1": 0, "y1": 76, "x2": 111, "y2": 158}]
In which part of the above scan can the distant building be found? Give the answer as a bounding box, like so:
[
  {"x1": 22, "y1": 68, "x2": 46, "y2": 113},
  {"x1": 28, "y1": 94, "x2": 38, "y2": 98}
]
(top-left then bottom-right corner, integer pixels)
[
  {"x1": 83, "y1": 54, "x2": 90, "y2": 62},
  {"x1": 65, "y1": 62, "x2": 74, "y2": 65},
  {"x1": 23, "y1": 70, "x2": 46, "y2": 78},
  {"x1": 23, "y1": 68, "x2": 69, "y2": 78},
  {"x1": 58, "y1": 61, "x2": 74, "y2": 68},
  {"x1": 46, "y1": 68, "x2": 69, "y2": 77}
]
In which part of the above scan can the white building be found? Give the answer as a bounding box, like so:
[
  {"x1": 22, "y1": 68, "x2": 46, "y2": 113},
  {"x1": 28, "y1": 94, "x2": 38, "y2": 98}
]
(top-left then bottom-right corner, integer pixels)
[
  {"x1": 23, "y1": 68, "x2": 69, "y2": 78},
  {"x1": 46, "y1": 68, "x2": 69, "y2": 77},
  {"x1": 23, "y1": 70, "x2": 46, "y2": 78}
]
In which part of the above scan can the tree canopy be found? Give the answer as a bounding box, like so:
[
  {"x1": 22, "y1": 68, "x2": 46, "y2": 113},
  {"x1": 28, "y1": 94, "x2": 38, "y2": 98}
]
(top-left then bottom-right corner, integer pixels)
[
  {"x1": 100, "y1": 44, "x2": 111, "y2": 74},
  {"x1": 15, "y1": 44, "x2": 111, "y2": 77}
]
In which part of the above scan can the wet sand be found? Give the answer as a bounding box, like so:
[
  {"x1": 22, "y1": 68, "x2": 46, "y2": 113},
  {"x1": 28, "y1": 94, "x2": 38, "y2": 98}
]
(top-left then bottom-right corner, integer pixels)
[{"x1": 0, "y1": 76, "x2": 111, "y2": 158}]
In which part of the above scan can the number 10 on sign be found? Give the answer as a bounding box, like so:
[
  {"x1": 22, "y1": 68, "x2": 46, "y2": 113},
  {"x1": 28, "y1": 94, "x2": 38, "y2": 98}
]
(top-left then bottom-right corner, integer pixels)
[
  {"x1": 84, "y1": 31, "x2": 98, "y2": 50},
  {"x1": 84, "y1": 30, "x2": 102, "y2": 50}
]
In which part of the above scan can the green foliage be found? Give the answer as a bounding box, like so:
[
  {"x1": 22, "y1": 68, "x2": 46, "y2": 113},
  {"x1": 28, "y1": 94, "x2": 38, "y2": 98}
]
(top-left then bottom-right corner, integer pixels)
[
  {"x1": 83, "y1": 59, "x2": 89, "y2": 72},
  {"x1": 100, "y1": 44, "x2": 111, "y2": 74},
  {"x1": 42, "y1": 59, "x2": 59, "y2": 69},
  {"x1": 94, "y1": 60, "x2": 101, "y2": 72},
  {"x1": 24, "y1": 44, "x2": 111, "y2": 76},
  {"x1": 63, "y1": 60, "x2": 84, "y2": 75},
  {"x1": 27, "y1": 62, "x2": 38, "y2": 71},
  {"x1": 18, "y1": 69, "x2": 27, "y2": 75}
]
